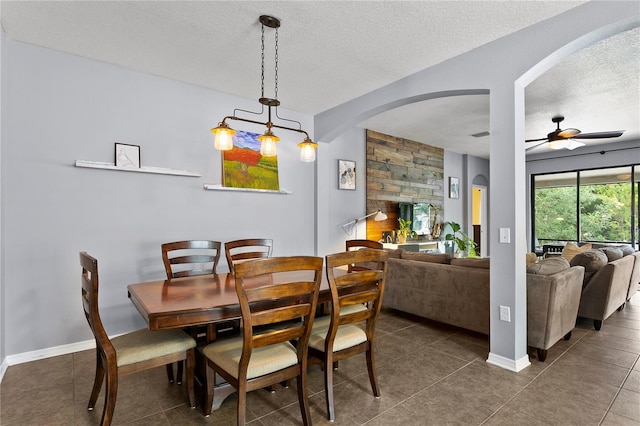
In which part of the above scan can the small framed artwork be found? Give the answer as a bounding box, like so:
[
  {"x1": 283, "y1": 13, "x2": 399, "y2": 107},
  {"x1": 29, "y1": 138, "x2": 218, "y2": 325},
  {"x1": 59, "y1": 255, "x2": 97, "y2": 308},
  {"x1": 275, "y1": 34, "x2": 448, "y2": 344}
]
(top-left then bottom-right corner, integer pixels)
[
  {"x1": 449, "y1": 176, "x2": 460, "y2": 199},
  {"x1": 115, "y1": 143, "x2": 141, "y2": 168},
  {"x1": 338, "y1": 159, "x2": 356, "y2": 190}
]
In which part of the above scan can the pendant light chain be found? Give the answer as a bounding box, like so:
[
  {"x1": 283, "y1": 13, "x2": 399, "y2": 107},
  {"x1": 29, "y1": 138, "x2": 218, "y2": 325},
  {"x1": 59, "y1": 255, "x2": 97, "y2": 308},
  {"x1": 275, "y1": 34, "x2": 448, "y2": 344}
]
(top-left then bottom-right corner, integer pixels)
[
  {"x1": 261, "y1": 23, "x2": 265, "y2": 100},
  {"x1": 274, "y1": 27, "x2": 278, "y2": 101}
]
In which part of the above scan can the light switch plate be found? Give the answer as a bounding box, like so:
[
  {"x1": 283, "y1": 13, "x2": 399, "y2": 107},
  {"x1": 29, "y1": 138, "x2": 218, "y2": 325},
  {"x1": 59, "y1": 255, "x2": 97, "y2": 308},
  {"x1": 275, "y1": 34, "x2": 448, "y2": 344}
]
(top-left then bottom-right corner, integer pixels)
[
  {"x1": 500, "y1": 305, "x2": 511, "y2": 322},
  {"x1": 499, "y1": 228, "x2": 511, "y2": 243}
]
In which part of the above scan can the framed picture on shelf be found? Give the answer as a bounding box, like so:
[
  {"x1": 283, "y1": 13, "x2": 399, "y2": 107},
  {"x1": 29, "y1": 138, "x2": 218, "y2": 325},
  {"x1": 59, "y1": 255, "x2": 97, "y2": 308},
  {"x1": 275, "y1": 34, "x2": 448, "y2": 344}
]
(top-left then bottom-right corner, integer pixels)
[
  {"x1": 338, "y1": 159, "x2": 356, "y2": 190},
  {"x1": 449, "y1": 176, "x2": 460, "y2": 199},
  {"x1": 115, "y1": 143, "x2": 141, "y2": 168}
]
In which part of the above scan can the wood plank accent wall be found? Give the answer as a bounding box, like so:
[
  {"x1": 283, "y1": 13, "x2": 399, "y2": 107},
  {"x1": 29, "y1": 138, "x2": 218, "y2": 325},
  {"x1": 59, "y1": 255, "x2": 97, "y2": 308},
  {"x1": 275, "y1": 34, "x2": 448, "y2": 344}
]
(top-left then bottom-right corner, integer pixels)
[{"x1": 365, "y1": 130, "x2": 445, "y2": 241}]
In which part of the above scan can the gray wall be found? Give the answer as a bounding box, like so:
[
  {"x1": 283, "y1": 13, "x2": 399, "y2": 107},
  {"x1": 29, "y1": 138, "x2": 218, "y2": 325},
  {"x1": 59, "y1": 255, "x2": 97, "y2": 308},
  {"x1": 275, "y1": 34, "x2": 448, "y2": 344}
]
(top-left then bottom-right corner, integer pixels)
[
  {"x1": 0, "y1": 26, "x2": 5, "y2": 365},
  {"x1": 1, "y1": 39, "x2": 317, "y2": 357},
  {"x1": 315, "y1": 2, "x2": 638, "y2": 369}
]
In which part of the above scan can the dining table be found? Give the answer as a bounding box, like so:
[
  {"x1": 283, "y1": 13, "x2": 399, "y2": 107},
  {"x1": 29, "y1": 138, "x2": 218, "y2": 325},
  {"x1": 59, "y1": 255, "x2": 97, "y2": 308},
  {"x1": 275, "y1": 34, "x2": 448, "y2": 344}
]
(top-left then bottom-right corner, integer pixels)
[{"x1": 127, "y1": 269, "x2": 336, "y2": 412}]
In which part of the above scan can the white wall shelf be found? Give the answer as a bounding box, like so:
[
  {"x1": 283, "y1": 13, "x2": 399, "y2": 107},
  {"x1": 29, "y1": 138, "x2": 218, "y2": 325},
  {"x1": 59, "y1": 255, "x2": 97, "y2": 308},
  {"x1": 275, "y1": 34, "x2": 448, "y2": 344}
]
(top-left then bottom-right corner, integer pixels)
[
  {"x1": 203, "y1": 184, "x2": 291, "y2": 194},
  {"x1": 75, "y1": 160, "x2": 201, "y2": 177}
]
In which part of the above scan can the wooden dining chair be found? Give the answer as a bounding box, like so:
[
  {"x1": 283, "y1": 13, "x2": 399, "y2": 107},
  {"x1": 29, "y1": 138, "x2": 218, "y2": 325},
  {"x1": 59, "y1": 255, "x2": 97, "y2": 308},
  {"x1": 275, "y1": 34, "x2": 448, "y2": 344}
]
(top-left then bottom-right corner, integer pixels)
[
  {"x1": 202, "y1": 256, "x2": 323, "y2": 425},
  {"x1": 308, "y1": 249, "x2": 388, "y2": 422},
  {"x1": 345, "y1": 239, "x2": 384, "y2": 272},
  {"x1": 161, "y1": 239, "x2": 235, "y2": 378},
  {"x1": 162, "y1": 240, "x2": 222, "y2": 278},
  {"x1": 224, "y1": 238, "x2": 273, "y2": 272},
  {"x1": 80, "y1": 252, "x2": 196, "y2": 426}
]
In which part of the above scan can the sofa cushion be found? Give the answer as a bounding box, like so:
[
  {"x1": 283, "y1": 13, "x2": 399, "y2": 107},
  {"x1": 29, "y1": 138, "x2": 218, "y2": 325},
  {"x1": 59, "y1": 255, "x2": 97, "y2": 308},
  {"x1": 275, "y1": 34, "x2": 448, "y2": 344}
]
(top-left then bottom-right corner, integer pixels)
[
  {"x1": 450, "y1": 257, "x2": 490, "y2": 269},
  {"x1": 527, "y1": 257, "x2": 570, "y2": 275},
  {"x1": 526, "y1": 252, "x2": 538, "y2": 267},
  {"x1": 561, "y1": 242, "x2": 592, "y2": 262},
  {"x1": 599, "y1": 246, "x2": 624, "y2": 262},
  {"x1": 617, "y1": 245, "x2": 635, "y2": 257},
  {"x1": 401, "y1": 251, "x2": 452, "y2": 264},
  {"x1": 570, "y1": 249, "x2": 608, "y2": 284}
]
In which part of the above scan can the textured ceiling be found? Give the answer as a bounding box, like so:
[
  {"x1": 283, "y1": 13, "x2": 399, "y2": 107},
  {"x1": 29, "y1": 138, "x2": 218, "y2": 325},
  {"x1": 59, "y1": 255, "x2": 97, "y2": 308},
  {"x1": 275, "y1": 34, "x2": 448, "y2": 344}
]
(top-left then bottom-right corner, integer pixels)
[{"x1": 1, "y1": 1, "x2": 638, "y2": 158}]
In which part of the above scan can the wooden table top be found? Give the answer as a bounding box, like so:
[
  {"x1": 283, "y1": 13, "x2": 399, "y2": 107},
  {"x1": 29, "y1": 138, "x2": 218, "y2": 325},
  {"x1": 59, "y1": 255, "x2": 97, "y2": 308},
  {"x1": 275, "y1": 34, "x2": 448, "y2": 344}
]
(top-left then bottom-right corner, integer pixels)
[{"x1": 128, "y1": 270, "x2": 332, "y2": 331}]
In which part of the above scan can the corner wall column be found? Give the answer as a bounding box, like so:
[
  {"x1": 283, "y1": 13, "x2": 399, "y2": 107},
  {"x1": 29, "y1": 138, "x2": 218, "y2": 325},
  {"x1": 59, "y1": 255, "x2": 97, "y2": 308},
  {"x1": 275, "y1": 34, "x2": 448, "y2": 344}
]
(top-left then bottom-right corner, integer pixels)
[{"x1": 486, "y1": 83, "x2": 530, "y2": 371}]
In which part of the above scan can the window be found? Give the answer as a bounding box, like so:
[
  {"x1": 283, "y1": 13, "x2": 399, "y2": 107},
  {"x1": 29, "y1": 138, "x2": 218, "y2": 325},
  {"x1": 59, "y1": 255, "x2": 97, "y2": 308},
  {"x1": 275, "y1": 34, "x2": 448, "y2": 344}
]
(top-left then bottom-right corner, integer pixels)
[{"x1": 532, "y1": 165, "x2": 639, "y2": 250}]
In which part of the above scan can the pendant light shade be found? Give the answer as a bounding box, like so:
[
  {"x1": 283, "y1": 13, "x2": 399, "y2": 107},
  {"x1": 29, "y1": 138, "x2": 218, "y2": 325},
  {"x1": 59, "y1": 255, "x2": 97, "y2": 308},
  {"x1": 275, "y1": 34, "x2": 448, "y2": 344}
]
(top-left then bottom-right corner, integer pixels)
[
  {"x1": 211, "y1": 122, "x2": 236, "y2": 151},
  {"x1": 258, "y1": 129, "x2": 280, "y2": 157},
  {"x1": 298, "y1": 138, "x2": 318, "y2": 162},
  {"x1": 211, "y1": 15, "x2": 317, "y2": 162}
]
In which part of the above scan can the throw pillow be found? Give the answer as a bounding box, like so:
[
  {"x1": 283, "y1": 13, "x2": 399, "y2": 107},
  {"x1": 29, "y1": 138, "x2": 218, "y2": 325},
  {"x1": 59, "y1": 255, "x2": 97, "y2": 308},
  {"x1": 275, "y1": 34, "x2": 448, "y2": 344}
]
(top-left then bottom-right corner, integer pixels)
[
  {"x1": 599, "y1": 247, "x2": 623, "y2": 262},
  {"x1": 526, "y1": 252, "x2": 538, "y2": 267},
  {"x1": 527, "y1": 257, "x2": 570, "y2": 275},
  {"x1": 570, "y1": 249, "x2": 608, "y2": 285},
  {"x1": 401, "y1": 251, "x2": 452, "y2": 264},
  {"x1": 450, "y1": 257, "x2": 490, "y2": 269},
  {"x1": 617, "y1": 245, "x2": 635, "y2": 256},
  {"x1": 561, "y1": 242, "x2": 592, "y2": 262}
]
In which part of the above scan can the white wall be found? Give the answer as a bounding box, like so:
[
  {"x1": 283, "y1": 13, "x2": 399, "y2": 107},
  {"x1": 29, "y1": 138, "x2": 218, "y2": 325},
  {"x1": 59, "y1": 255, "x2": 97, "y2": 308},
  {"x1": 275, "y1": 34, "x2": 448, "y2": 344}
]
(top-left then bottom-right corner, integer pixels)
[{"x1": 1, "y1": 39, "x2": 316, "y2": 358}]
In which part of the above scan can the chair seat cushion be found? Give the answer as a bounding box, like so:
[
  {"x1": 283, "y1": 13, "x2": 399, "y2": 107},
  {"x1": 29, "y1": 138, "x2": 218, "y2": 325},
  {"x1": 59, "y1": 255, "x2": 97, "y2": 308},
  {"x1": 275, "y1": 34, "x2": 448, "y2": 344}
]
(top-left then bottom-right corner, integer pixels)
[
  {"x1": 309, "y1": 322, "x2": 367, "y2": 352},
  {"x1": 313, "y1": 303, "x2": 367, "y2": 328},
  {"x1": 112, "y1": 329, "x2": 196, "y2": 367},
  {"x1": 202, "y1": 336, "x2": 298, "y2": 380}
]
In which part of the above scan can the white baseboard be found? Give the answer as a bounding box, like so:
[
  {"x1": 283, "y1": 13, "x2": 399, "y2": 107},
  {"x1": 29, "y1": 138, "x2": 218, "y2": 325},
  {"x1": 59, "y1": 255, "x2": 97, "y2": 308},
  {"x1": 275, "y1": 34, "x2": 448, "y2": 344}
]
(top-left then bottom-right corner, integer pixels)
[
  {"x1": 1, "y1": 339, "x2": 96, "y2": 382},
  {"x1": 486, "y1": 352, "x2": 531, "y2": 372},
  {"x1": 0, "y1": 358, "x2": 8, "y2": 383}
]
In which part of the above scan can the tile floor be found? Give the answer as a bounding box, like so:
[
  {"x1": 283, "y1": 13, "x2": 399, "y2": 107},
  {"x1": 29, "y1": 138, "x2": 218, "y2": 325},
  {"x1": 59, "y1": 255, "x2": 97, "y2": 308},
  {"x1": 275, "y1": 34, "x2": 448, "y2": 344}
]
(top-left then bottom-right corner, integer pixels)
[{"x1": 1, "y1": 293, "x2": 639, "y2": 425}]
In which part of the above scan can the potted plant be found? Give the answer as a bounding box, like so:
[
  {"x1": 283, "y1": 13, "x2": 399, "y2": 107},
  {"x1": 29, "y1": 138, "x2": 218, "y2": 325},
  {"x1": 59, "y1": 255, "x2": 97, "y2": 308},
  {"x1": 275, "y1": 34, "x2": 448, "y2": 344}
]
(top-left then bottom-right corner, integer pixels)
[
  {"x1": 397, "y1": 218, "x2": 417, "y2": 244},
  {"x1": 445, "y1": 221, "x2": 477, "y2": 257}
]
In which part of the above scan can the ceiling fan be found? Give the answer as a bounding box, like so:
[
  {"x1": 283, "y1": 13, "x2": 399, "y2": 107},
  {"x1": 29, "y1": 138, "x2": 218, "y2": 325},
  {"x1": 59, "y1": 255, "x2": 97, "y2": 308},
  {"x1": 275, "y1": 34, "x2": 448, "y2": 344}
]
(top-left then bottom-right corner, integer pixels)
[{"x1": 525, "y1": 116, "x2": 625, "y2": 151}]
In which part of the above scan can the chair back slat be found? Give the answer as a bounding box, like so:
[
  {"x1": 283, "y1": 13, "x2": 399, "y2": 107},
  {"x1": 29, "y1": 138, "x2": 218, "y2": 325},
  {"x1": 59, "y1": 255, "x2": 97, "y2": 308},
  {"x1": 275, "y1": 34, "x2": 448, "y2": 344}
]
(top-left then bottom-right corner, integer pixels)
[
  {"x1": 334, "y1": 270, "x2": 383, "y2": 287},
  {"x1": 224, "y1": 238, "x2": 273, "y2": 272},
  {"x1": 345, "y1": 240, "x2": 384, "y2": 272},
  {"x1": 245, "y1": 280, "x2": 317, "y2": 302},
  {"x1": 251, "y1": 304, "x2": 312, "y2": 327},
  {"x1": 339, "y1": 289, "x2": 380, "y2": 308},
  {"x1": 252, "y1": 326, "x2": 306, "y2": 349},
  {"x1": 346, "y1": 239, "x2": 383, "y2": 250},
  {"x1": 162, "y1": 240, "x2": 221, "y2": 279}
]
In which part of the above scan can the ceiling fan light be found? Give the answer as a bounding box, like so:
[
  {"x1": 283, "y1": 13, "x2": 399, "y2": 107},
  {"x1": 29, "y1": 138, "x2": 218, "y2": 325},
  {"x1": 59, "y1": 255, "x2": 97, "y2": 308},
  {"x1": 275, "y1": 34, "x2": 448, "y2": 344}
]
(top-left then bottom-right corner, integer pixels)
[
  {"x1": 547, "y1": 139, "x2": 569, "y2": 150},
  {"x1": 565, "y1": 139, "x2": 585, "y2": 150}
]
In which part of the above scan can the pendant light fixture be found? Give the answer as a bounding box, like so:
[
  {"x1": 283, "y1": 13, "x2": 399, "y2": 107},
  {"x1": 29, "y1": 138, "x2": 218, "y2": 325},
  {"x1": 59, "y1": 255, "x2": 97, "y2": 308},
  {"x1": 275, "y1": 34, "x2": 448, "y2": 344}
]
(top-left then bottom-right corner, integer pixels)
[{"x1": 211, "y1": 15, "x2": 318, "y2": 162}]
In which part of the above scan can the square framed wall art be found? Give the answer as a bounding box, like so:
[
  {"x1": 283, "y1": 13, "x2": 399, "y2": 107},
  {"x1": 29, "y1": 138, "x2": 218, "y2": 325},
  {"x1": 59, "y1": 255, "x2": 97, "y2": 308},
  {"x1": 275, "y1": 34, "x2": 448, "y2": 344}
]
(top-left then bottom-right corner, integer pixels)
[
  {"x1": 115, "y1": 143, "x2": 141, "y2": 168},
  {"x1": 338, "y1": 159, "x2": 356, "y2": 190}
]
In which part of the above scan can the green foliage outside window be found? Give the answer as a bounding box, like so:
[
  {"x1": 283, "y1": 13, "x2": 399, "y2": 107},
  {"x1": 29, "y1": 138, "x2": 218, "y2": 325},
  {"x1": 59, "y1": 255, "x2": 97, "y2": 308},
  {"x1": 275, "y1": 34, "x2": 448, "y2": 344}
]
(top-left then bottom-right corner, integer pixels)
[{"x1": 534, "y1": 167, "x2": 636, "y2": 245}]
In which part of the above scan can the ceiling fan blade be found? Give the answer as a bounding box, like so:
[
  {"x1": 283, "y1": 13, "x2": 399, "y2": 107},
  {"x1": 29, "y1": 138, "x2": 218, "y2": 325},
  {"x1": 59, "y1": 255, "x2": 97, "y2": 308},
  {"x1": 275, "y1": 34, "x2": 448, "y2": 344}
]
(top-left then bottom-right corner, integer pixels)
[
  {"x1": 525, "y1": 141, "x2": 547, "y2": 151},
  {"x1": 565, "y1": 139, "x2": 585, "y2": 150},
  {"x1": 525, "y1": 137, "x2": 549, "y2": 143},
  {"x1": 557, "y1": 128, "x2": 581, "y2": 138},
  {"x1": 572, "y1": 130, "x2": 625, "y2": 139}
]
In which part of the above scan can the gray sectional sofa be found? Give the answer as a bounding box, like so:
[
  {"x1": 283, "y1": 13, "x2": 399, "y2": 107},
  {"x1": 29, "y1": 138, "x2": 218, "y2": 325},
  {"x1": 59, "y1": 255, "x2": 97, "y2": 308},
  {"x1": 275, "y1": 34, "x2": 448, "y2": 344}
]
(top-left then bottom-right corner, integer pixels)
[
  {"x1": 570, "y1": 247, "x2": 639, "y2": 330},
  {"x1": 382, "y1": 250, "x2": 585, "y2": 361}
]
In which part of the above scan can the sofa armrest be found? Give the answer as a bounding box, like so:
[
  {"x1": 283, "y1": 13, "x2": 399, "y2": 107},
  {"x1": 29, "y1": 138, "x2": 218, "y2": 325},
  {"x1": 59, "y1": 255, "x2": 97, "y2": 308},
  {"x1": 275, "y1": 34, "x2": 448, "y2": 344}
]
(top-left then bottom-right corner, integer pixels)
[{"x1": 527, "y1": 266, "x2": 584, "y2": 351}]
